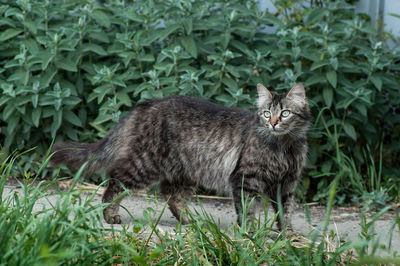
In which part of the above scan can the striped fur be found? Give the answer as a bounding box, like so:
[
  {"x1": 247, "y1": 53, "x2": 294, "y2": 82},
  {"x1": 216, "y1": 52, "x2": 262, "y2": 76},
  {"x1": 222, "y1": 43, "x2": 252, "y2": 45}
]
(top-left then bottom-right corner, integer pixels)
[{"x1": 50, "y1": 83, "x2": 312, "y2": 229}]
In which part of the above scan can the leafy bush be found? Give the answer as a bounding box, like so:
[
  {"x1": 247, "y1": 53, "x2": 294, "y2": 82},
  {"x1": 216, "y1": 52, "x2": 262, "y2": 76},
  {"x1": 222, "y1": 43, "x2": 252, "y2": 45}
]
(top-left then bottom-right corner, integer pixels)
[{"x1": 0, "y1": 0, "x2": 399, "y2": 202}]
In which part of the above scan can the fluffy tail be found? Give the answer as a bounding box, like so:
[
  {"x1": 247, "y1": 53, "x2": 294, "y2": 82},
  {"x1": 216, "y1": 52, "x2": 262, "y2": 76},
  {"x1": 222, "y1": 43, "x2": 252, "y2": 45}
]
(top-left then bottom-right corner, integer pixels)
[{"x1": 50, "y1": 140, "x2": 111, "y2": 175}]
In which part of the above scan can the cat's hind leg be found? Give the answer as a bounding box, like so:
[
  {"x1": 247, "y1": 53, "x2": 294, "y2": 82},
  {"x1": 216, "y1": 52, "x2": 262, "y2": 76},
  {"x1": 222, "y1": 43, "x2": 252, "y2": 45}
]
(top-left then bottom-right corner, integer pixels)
[
  {"x1": 102, "y1": 178, "x2": 124, "y2": 224},
  {"x1": 103, "y1": 162, "x2": 159, "y2": 224},
  {"x1": 160, "y1": 179, "x2": 194, "y2": 225}
]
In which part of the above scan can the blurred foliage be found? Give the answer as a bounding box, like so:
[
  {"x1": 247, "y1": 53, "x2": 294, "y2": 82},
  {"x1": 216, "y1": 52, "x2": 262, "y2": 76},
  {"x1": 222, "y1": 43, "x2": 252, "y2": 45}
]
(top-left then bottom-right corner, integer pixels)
[{"x1": 0, "y1": 0, "x2": 399, "y2": 204}]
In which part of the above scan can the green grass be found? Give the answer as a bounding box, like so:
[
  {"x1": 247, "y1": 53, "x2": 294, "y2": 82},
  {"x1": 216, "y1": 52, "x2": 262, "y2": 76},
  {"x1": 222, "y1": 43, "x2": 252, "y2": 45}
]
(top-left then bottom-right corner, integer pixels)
[
  {"x1": 309, "y1": 108, "x2": 397, "y2": 208},
  {"x1": 1, "y1": 153, "x2": 399, "y2": 265}
]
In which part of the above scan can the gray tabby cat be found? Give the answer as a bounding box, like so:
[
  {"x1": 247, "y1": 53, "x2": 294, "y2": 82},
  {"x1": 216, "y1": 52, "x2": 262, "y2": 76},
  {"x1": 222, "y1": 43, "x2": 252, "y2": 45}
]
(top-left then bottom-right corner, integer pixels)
[{"x1": 50, "y1": 83, "x2": 311, "y2": 230}]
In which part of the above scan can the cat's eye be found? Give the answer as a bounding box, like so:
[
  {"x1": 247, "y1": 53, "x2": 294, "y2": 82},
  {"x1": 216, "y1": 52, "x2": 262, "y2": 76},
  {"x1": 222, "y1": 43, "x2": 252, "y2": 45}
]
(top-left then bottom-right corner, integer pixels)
[
  {"x1": 281, "y1": 110, "x2": 290, "y2": 117},
  {"x1": 263, "y1": 111, "x2": 271, "y2": 118}
]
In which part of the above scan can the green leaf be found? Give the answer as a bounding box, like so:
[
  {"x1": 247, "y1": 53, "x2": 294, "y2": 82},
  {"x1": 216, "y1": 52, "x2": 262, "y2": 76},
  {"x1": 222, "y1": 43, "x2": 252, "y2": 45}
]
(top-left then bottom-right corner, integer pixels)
[
  {"x1": 125, "y1": 11, "x2": 144, "y2": 23},
  {"x1": 23, "y1": 19, "x2": 37, "y2": 34},
  {"x1": 92, "y1": 113, "x2": 113, "y2": 125},
  {"x1": 230, "y1": 40, "x2": 253, "y2": 57},
  {"x1": 263, "y1": 14, "x2": 284, "y2": 28},
  {"x1": 91, "y1": 10, "x2": 111, "y2": 28},
  {"x1": 330, "y1": 58, "x2": 338, "y2": 71},
  {"x1": 133, "y1": 83, "x2": 152, "y2": 97},
  {"x1": 7, "y1": 116, "x2": 19, "y2": 134},
  {"x1": 0, "y1": 17, "x2": 17, "y2": 28},
  {"x1": 7, "y1": 70, "x2": 29, "y2": 85},
  {"x1": 370, "y1": 75, "x2": 382, "y2": 91},
  {"x1": 222, "y1": 77, "x2": 238, "y2": 91},
  {"x1": 164, "y1": 63, "x2": 174, "y2": 77},
  {"x1": 306, "y1": 8, "x2": 328, "y2": 24},
  {"x1": 87, "y1": 92, "x2": 98, "y2": 103},
  {"x1": 336, "y1": 98, "x2": 357, "y2": 110},
  {"x1": 343, "y1": 122, "x2": 357, "y2": 141},
  {"x1": 89, "y1": 31, "x2": 110, "y2": 43},
  {"x1": 54, "y1": 99, "x2": 62, "y2": 111},
  {"x1": 5, "y1": 7, "x2": 22, "y2": 17},
  {"x1": 0, "y1": 28, "x2": 23, "y2": 41},
  {"x1": 3, "y1": 103, "x2": 15, "y2": 120},
  {"x1": 41, "y1": 53, "x2": 55, "y2": 70},
  {"x1": 64, "y1": 110, "x2": 83, "y2": 127},
  {"x1": 25, "y1": 38, "x2": 39, "y2": 54},
  {"x1": 40, "y1": 66, "x2": 57, "y2": 87},
  {"x1": 51, "y1": 110, "x2": 62, "y2": 138},
  {"x1": 83, "y1": 44, "x2": 107, "y2": 56},
  {"x1": 113, "y1": 79, "x2": 126, "y2": 88},
  {"x1": 215, "y1": 93, "x2": 234, "y2": 105},
  {"x1": 4, "y1": 134, "x2": 14, "y2": 148},
  {"x1": 137, "y1": 53, "x2": 155, "y2": 62},
  {"x1": 0, "y1": 96, "x2": 9, "y2": 107},
  {"x1": 292, "y1": 47, "x2": 301, "y2": 59},
  {"x1": 23, "y1": 70, "x2": 29, "y2": 86},
  {"x1": 182, "y1": 18, "x2": 192, "y2": 35},
  {"x1": 326, "y1": 70, "x2": 337, "y2": 88},
  {"x1": 116, "y1": 91, "x2": 132, "y2": 107},
  {"x1": 4, "y1": 59, "x2": 20, "y2": 69},
  {"x1": 65, "y1": 126, "x2": 78, "y2": 140},
  {"x1": 354, "y1": 103, "x2": 367, "y2": 117},
  {"x1": 389, "y1": 13, "x2": 400, "y2": 19},
  {"x1": 304, "y1": 74, "x2": 325, "y2": 87},
  {"x1": 32, "y1": 107, "x2": 41, "y2": 127},
  {"x1": 32, "y1": 94, "x2": 39, "y2": 108},
  {"x1": 152, "y1": 24, "x2": 181, "y2": 42},
  {"x1": 323, "y1": 87, "x2": 333, "y2": 108},
  {"x1": 93, "y1": 84, "x2": 112, "y2": 103},
  {"x1": 310, "y1": 60, "x2": 329, "y2": 71},
  {"x1": 63, "y1": 97, "x2": 81, "y2": 106},
  {"x1": 181, "y1": 36, "x2": 197, "y2": 58},
  {"x1": 225, "y1": 65, "x2": 241, "y2": 78},
  {"x1": 221, "y1": 32, "x2": 230, "y2": 49},
  {"x1": 56, "y1": 58, "x2": 77, "y2": 72},
  {"x1": 16, "y1": 96, "x2": 30, "y2": 107}
]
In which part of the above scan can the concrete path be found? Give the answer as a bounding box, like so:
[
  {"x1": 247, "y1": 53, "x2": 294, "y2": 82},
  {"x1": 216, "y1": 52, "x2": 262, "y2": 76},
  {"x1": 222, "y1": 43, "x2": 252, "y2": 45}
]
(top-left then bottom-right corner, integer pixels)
[{"x1": 3, "y1": 182, "x2": 399, "y2": 256}]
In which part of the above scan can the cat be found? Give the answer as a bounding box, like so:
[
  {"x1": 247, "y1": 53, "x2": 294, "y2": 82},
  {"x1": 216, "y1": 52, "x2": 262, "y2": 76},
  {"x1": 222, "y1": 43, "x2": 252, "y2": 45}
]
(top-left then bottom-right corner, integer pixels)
[{"x1": 50, "y1": 83, "x2": 312, "y2": 230}]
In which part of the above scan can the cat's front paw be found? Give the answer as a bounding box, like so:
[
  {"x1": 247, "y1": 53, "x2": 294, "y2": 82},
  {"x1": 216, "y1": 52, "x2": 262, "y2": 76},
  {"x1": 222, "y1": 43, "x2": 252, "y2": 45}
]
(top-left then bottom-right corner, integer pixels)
[{"x1": 104, "y1": 214, "x2": 122, "y2": 224}]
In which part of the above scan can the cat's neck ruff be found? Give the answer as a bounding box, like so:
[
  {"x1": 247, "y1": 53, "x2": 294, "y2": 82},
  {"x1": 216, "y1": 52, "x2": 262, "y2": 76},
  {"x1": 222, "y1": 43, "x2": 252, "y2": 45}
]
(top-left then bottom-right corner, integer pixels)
[{"x1": 256, "y1": 126, "x2": 306, "y2": 149}]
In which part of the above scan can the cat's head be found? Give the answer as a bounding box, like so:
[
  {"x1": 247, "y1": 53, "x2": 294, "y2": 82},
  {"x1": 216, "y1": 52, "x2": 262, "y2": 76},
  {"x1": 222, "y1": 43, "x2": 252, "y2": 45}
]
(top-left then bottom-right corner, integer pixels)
[{"x1": 256, "y1": 83, "x2": 312, "y2": 138}]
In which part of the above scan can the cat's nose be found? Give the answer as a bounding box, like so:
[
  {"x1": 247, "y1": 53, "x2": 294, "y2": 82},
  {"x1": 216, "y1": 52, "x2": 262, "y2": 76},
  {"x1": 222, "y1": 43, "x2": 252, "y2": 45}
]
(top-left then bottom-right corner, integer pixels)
[
  {"x1": 270, "y1": 118, "x2": 279, "y2": 128},
  {"x1": 270, "y1": 122, "x2": 278, "y2": 129}
]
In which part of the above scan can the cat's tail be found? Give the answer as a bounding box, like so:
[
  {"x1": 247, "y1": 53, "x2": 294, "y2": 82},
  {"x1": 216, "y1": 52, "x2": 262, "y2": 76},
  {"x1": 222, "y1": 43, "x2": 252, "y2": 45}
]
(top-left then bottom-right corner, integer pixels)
[
  {"x1": 50, "y1": 139, "x2": 114, "y2": 175},
  {"x1": 50, "y1": 114, "x2": 129, "y2": 175}
]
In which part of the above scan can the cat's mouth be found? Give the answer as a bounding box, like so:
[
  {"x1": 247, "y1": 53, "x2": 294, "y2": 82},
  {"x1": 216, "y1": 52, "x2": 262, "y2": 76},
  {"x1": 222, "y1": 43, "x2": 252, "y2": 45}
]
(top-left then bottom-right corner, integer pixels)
[
  {"x1": 268, "y1": 124, "x2": 286, "y2": 135},
  {"x1": 269, "y1": 129, "x2": 287, "y2": 135}
]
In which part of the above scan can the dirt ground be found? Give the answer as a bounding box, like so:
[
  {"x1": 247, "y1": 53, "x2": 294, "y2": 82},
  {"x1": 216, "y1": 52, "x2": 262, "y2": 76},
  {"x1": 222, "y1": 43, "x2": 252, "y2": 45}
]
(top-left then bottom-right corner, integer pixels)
[{"x1": 3, "y1": 180, "x2": 399, "y2": 255}]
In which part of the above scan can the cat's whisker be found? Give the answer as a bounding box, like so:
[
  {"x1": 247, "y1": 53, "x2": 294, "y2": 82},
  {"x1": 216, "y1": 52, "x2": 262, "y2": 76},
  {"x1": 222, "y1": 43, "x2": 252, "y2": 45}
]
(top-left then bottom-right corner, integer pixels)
[{"x1": 287, "y1": 130, "x2": 301, "y2": 139}]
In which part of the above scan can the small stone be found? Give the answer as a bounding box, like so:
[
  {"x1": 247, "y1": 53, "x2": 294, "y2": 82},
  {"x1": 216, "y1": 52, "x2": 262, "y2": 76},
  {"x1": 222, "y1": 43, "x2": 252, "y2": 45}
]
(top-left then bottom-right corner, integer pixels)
[{"x1": 215, "y1": 202, "x2": 221, "y2": 207}]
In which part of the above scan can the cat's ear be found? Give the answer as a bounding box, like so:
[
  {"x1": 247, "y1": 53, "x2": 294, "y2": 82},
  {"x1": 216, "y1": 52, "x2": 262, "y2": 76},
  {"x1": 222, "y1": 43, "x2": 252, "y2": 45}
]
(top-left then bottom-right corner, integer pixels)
[
  {"x1": 257, "y1": 83, "x2": 272, "y2": 107},
  {"x1": 287, "y1": 83, "x2": 306, "y2": 104}
]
